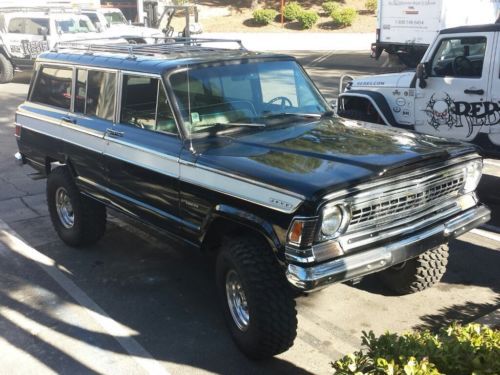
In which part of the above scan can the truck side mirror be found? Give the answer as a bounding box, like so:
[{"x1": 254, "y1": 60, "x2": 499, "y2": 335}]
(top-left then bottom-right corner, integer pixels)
[
  {"x1": 416, "y1": 63, "x2": 428, "y2": 89},
  {"x1": 39, "y1": 26, "x2": 48, "y2": 39}
]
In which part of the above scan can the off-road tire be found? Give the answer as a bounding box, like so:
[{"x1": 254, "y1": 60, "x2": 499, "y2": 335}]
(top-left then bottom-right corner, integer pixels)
[
  {"x1": 47, "y1": 167, "x2": 106, "y2": 247},
  {"x1": 378, "y1": 244, "x2": 449, "y2": 295},
  {"x1": 216, "y1": 235, "x2": 297, "y2": 359},
  {"x1": 0, "y1": 53, "x2": 14, "y2": 84}
]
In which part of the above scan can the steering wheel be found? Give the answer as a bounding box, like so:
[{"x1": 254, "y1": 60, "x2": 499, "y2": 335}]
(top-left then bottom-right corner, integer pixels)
[
  {"x1": 267, "y1": 96, "x2": 293, "y2": 109},
  {"x1": 452, "y1": 56, "x2": 473, "y2": 77}
]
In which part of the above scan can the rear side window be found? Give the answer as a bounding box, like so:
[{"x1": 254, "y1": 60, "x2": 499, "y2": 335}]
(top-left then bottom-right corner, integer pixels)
[
  {"x1": 74, "y1": 69, "x2": 116, "y2": 121},
  {"x1": 31, "y1": 66, "x2": 72, "y2": 110}
]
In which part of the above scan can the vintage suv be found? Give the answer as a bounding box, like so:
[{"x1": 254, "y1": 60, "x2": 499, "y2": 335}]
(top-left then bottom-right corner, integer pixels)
[
  {"x1": 338, "y1": 23, "x2": 500, "y2": 158},
  {"x1": 14, "y1": 39, "x2": 491, "y2": 359}
]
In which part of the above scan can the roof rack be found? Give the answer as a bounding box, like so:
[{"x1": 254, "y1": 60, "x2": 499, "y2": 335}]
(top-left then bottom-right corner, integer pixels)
[
  {"x1": 53, "y1": 37, "x2": 247, "y2": 58},
  {"x1": 0, "y1": 6, "x2": 77, "y2": 13}
]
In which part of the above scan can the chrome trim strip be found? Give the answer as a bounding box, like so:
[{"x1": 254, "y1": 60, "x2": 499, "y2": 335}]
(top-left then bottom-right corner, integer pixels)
[
  {"x1": 322, "y1": 153, "x2": 481, "y2": 202},
  {"x1": 287, "y1": 205, "x2": 491, "y2": 291}
]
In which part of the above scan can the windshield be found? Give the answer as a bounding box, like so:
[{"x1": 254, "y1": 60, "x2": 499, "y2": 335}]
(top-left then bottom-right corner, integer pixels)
[
  {"x1": 56, "y1": 17, "x2": 96, "y2": 33},
  {"x1": 168, "y1": 60, "x2": 329, "y2": 135},
  {"x1": 104, "y1": 11, "x2": 128, "y2": 25}
]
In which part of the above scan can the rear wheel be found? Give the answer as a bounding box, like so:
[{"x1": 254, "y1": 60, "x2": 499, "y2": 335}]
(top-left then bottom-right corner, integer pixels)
[
  {"x1": 47, "y1": 167, "x2": 106, "y2": 247},
  {"x1": 216, "y1": 235, "x2": 297, "y2": 359},
  {"x1": 0, "y1": 54, "x2": 14, "y2": 84},
  {"x1": 378, "y1": 244, "x2": 449, "y2": 294}
]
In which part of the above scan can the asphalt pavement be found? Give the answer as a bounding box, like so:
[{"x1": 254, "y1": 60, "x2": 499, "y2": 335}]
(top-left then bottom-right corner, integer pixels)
[{"x1": 0, "y1": 56, "x2": 498, "y2": 375}]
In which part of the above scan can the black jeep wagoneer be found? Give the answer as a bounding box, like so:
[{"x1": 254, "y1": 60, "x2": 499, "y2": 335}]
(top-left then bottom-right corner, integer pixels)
[{"x1": 14, "y1": 39, "x2": 490, "y2": 359}]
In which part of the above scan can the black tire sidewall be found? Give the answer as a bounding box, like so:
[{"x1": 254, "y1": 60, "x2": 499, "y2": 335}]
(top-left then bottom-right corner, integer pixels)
[
  {"x1": 47, "y1": 169, "x2": 84, "y2": 246},
  {"x1": 216, "y1": 250, "x2": 260, "y2": 356},
  {"x1": 0, "y1": 53, "x2": 14, "y2": 84}
]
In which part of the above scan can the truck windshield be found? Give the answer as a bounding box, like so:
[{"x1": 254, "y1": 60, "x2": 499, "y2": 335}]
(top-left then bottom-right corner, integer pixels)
[
  {"x1": 168, "y1": 60, "x2": 329, "y2": 135},
  {"x1": 56, "y1": 17, "x2": 96, "y2": 33},
  {"x1": 104, "y1": 11, "x2": 128, "y2": 25}
]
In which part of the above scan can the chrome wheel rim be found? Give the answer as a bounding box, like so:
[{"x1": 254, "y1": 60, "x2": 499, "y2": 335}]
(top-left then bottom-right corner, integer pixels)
[
  {"x1": 225, "y1": 269, "x2": 250, "y2": 331},
  {"x1": 55, "y1": 187, "x2": 74, "y2": 229}
]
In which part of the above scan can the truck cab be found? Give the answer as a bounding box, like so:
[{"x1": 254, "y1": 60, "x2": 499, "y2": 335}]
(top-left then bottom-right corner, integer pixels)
[
  {"x1": 0, "y1": 9, "x2": 101, "y2": 83},
  {"x1": 339, "y1": 23, "x2": 500, "y2": 158}
]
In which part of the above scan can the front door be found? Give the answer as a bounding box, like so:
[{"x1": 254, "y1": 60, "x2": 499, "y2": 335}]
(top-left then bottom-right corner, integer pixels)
[
  {"x1": 104, "y1": 73, "x2": 184, "y2": 233},
  {"x1": 414, "y1": 32, "x2": 494, "y2": 143}
]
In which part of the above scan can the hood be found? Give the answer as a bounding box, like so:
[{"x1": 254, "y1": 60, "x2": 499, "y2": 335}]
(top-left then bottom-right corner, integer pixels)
[
  {"x1": 351, "y1": 72, "x2": 415, "y2": 89},
  {"x1": 195, "y1": 117, "x2": 476, "y2": 203}
]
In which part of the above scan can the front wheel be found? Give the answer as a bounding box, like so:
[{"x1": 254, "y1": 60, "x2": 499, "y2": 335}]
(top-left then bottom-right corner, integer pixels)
[
  {"x1": 47, "y1": 167, "x2": 106, "y2": 247},
  {"x1": 216, "y1": 236, "x2": 297, "y2": 359},
  {"x1": 377, "y1": 244, "x2": 449, "y2": 295},
  {"x1": 0, "y1": 54, "x2": 14, "y2": 84}
]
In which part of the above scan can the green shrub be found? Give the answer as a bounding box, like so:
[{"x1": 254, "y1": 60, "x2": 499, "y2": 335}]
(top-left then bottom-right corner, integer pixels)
[
  {"x1": 322, "y1": 1, "x2": 341, "y2": 14},
  {"x1": 283, "y1": 1, "x2": 303, "y2": 21},
  {"x1": 297, "y1": 10, "x2": 319, "y2": 29},
  {"x1": 365, "y1": 0, "x2": 377, "y2": 13},
  {"x1": 252, "y1": 9, "x2": 277, "y2": 25},
  {"x1": 331, "y1": 7, "x2": 357, "y2": 27},
  {"x1": 332, "y1": 323, "x2": 500, "y2": 375}
]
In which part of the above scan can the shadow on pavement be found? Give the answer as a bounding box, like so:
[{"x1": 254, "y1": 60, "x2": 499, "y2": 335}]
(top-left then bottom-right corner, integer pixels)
[{"x1": 0, "y1": 217, "x2": 314, "y2": 375}]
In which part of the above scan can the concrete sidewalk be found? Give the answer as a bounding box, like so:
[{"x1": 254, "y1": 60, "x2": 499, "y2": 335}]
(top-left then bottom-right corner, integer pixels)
[{"x1": 203, "y1": 32, "x2": 374, "y2": 51}]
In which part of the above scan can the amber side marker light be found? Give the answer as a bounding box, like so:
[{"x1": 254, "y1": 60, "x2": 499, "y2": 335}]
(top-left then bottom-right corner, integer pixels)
[
  {"x1": 15, "y1": 124, "x2": 21, "y2": 138},
  {"x1": 288, "y1": 221, "x2": 304, "y2": 245}
]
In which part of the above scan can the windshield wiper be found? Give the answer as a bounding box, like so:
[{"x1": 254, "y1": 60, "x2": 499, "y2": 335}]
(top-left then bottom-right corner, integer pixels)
[{"x1": 263, "y1": 112, "x2": 321, "y2": 119}]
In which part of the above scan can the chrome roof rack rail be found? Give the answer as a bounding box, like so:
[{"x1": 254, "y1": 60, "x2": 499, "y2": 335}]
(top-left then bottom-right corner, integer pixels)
[{"x1": 52, "y1": 37, "x2": 247, "y2": 58}]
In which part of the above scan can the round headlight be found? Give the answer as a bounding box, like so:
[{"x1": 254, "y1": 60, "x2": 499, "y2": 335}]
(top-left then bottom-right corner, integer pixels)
[
  {"x1": 321, "y1": 204, "x2": 344, "y2": 237},
  {"x1": 462, "y1": 160, "x2": 482, "y2": 194}
]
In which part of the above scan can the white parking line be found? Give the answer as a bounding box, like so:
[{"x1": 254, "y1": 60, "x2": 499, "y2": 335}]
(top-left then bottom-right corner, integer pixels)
[
  {"x1": 471, "y1": 228, "x2": 500, "y2": 243},
  {"x1": 0, "y1": 219, "x2": 170, "y2": 375}
]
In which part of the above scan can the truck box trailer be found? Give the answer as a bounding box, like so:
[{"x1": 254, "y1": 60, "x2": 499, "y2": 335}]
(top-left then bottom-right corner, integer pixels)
[{"x1": 372, "y1": 0, "x2": 500, "y2": 67}]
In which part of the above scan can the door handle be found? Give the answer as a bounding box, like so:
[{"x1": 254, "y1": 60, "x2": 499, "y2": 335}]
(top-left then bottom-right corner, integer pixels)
[
  {"x1": 61, "y1": 116, "x2": 76, "y2": 124},
  {"x1": 464, "y1": 89, "x2": 484, "y2": 95},
  {"x1": 106, "y1": 128, "x2": 124, "y2": 137}
]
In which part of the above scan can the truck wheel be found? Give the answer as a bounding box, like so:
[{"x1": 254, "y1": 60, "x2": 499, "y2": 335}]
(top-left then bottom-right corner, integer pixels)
[
  {"x1": 378, "y1": 244, "x2": 449, "y2": 295},
  {"x1": 215, "y1": 235, "x2": 297, "y2": 359},
  {"x1": 0, "y1": 54, "x2": 14, "y2": 84},
  {"x1": 47, "y1": 167, "x2": 106, "y2": 247}
]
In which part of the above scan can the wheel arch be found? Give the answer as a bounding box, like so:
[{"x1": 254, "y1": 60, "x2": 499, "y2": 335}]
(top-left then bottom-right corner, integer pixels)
[
  {"x1": 339, "y1": 90, "x2": 400, "y2": 126},
  {"x1": 201, "y1": 205, "x2": 283, "y2": 259}
]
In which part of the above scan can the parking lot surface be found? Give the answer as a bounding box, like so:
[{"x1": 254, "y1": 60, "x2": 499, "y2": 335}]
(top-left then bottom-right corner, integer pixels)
[{"x1": 0, "y1": 56, "x2": 499, "y2": 374}]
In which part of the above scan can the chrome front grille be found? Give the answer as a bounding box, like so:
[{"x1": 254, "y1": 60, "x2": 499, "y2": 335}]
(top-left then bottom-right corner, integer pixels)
[{"x1": 347, "y1": 169, "x2": 465, "y2": 231}]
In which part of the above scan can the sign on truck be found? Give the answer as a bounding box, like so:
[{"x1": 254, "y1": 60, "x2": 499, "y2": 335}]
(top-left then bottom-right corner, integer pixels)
[{"x1": 372, "y1": 0, "x2": 500, "y2": 67}]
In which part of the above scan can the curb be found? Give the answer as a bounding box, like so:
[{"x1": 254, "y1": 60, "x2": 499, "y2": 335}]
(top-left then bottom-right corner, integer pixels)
[{"x1": 474, "y1": 309, "x2": 500, "y2": 329}]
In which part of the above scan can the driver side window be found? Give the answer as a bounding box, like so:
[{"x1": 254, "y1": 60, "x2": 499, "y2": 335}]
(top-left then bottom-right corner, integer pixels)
[{"x1": 430, "y1": 37, "x2": 486, "y2": 78}]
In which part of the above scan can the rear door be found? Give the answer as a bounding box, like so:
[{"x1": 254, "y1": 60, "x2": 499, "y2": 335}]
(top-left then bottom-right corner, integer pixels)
[{"x1": 414, "y1": 31, "x2": 494, "y2": 142}]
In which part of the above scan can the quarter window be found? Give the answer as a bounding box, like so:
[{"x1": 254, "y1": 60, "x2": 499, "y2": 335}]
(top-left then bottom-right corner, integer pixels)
[
  {"x1": 31, "y1": 66, "x2": 72, "y2": 110},
  {"x1": 430, "y1": 37, "x2": 487, "y2": 78},
  {"x1": 120, "y1": 75, "x2": 177, "y2": 134},
  {"x1": 8, "y1": 17, "x2": 49, "y2": 35}
]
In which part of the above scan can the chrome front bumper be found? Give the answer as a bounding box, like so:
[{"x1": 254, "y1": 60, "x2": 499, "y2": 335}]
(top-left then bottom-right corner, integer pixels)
[{"x1": 286, "y1": 205, "x2": 490, "y2": 291}]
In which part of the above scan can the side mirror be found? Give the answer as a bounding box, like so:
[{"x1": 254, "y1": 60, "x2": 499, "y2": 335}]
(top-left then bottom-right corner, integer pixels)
[
  {"x1": 39, "y1": 26, "x2": 48, "y2": 39},
  {"x1": 95, "y1": 22, "x2": 103, "y2": 32},
  {"x1": 416, "y1": 63, "x2": 428, "y2": 89}
]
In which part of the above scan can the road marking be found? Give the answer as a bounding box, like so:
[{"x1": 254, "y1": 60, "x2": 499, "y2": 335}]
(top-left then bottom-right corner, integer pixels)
[
  {"x1": 0, "y1": 219, "x2": 170, "y2": 375},
  {"x1": 471, "y1": 228, "x2": 500, "y2": 243},
  {"x1": 307, "y1": 51, "x2": 335, "y2": 68}
]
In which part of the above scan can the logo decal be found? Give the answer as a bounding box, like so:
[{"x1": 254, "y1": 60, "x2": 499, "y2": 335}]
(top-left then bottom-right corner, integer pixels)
[{"x1": 424, "y1": 92, "x2": 500, "y2": 138}]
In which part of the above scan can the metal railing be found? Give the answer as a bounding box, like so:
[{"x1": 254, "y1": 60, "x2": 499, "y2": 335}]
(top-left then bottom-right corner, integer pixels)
[{"x1": 52, "y1": 37, "x2": 246, "y2": 58}]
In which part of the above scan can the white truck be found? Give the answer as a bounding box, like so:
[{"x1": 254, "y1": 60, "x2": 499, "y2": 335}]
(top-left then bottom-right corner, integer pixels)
[
  {"x1": 371, "y1": 0, "x2": 500, "y2": 67},
  {"x1": 338, "y1": 23, "x2": 500, "y2": 158}
]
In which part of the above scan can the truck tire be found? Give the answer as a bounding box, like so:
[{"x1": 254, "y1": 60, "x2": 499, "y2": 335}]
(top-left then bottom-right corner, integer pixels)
[
  {"x1": 215, "y1": 235, "x2": 297, "y2": 359},
  {"x1": 47, "y1": 167, "x2": 106, "y2": 247},
  {"x1": 378, "y1": 244, "x2": 449, "y2": 295},
  {"x1": 0, "y1": 53, "x2": 14, "y2": 84}
]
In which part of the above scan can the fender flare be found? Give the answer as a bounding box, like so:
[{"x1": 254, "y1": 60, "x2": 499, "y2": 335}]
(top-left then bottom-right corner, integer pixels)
[
  {"x1": 201, "y1": 204, "x2": 283, "y2": 256},
  {"x1": 339, "y1": 90, "x2": 403, "y2": 127}
]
